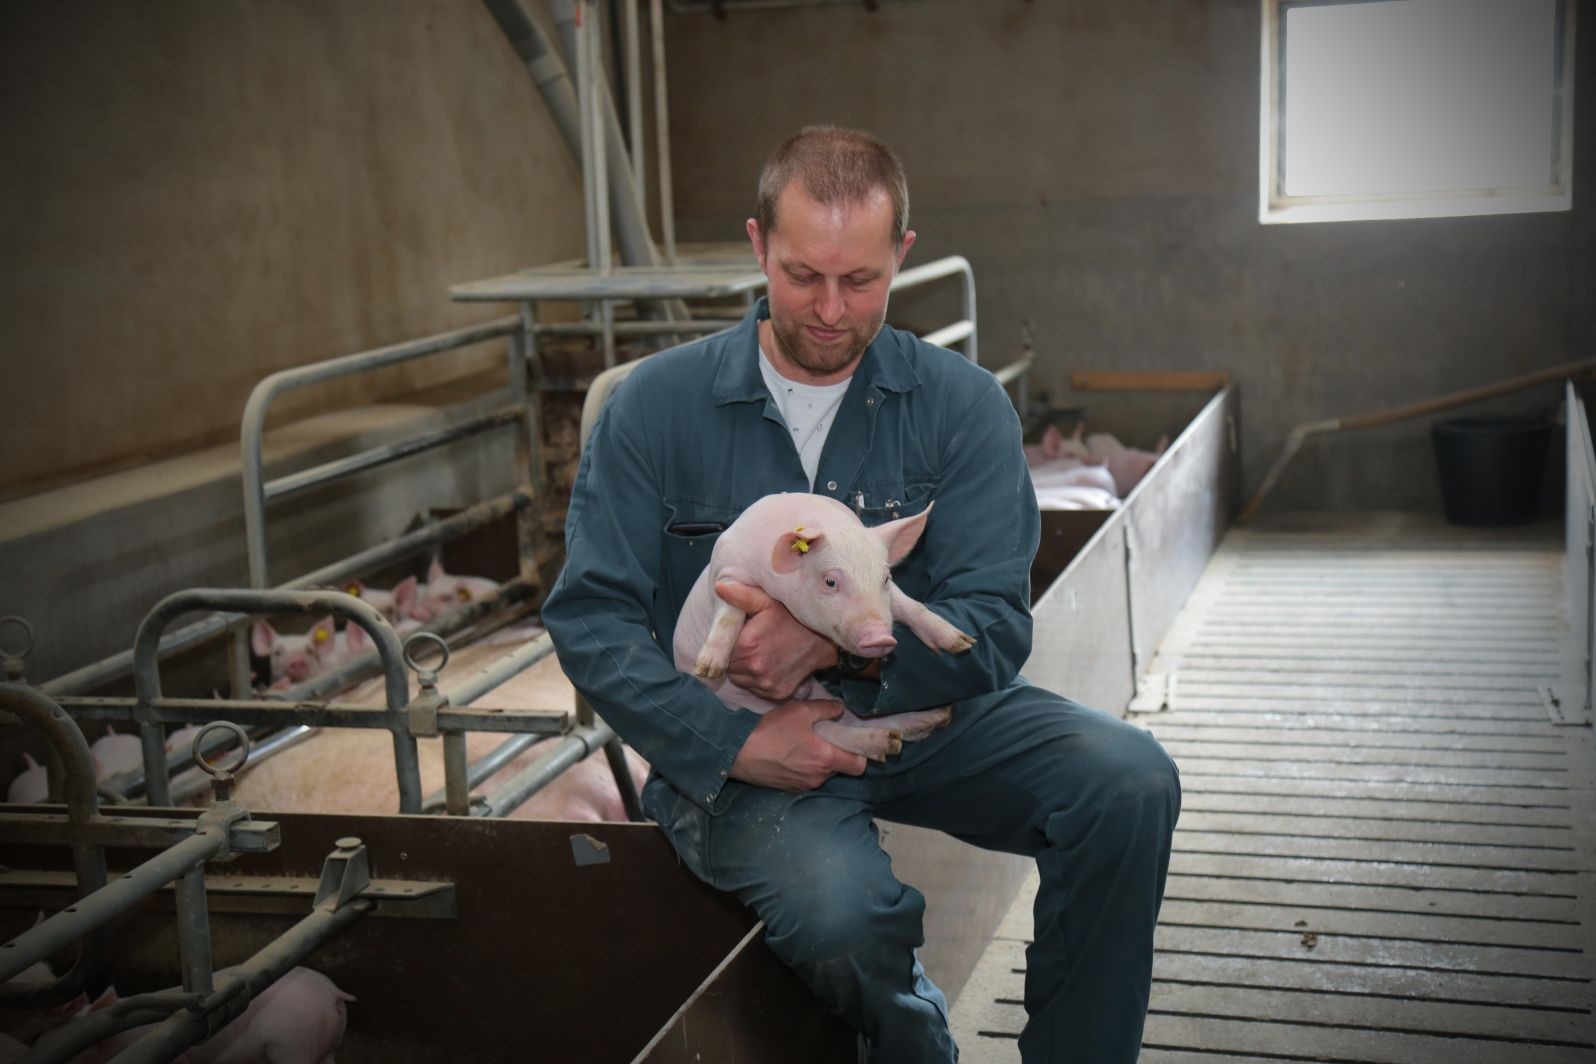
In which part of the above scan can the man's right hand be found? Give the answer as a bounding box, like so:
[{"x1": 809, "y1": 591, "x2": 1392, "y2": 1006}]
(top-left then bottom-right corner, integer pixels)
[{"x1": 729, "y1": 699, "x2": 868, "y2": 791}]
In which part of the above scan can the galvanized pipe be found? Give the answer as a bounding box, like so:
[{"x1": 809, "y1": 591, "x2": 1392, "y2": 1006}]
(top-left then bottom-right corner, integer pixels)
[
  {"x1": 41, "y1": 491, "x2": 528, "y2": 698},
  {"x1": 533, "y1": 318, "x2": 738, "y2": 336},
  {"x1": 920, "y1": 320, "x2": 974, "y2": 351},
  {"x1": 420, "y1": 732, "x2": 543, "y2": 813},
  {"x1": 480, "y1": 722, "x2": 614, "y2": 818},
  {"x1": 649, "y1": 0, "x2": 675, "y2": 263},
  {"x1": 263, "y1": 407, "x2": 524, "y2": 503},
  {"x1": 132, "y1": 589, "x2": 419, "y2": 812},
  {"x1": 622, "y1": 0, "x2": 644, "y2": 192},
  {"x1": 173, "y1": 863, "x2": 215, "y2": 997},
  {"x1": 891, "y1": 255, "x2": 978, "y2": 365},
  {"x1": 443, "y1": 731, "x2": 471, "y2": 816},
  {"x1": 0, "y1": 684, "x2": 109, "y2": 1005},
  {"x1": 240, "y1": 316, "x2": 520, "y2": 589},
  {"x1": 0, "y1": 831, "x2": 218, "y2": 987},
  {"x1": 446, "y1": 630, "x2": 557, "y2": 707},
  {"x1": 51, "y1": 898, "x2": 372, "y2": 1064}
]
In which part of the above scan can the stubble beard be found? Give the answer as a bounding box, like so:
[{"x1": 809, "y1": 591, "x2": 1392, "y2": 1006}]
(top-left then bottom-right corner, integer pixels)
[{"x1": 769, "y1": 311, "x2": 885, "y2": 379}]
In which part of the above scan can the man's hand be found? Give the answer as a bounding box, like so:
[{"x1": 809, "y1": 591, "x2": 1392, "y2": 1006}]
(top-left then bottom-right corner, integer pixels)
[
  {"x1": 715, "y1": 580, "x2": 838, "y2": 702},
  {"x1": 729, "y1": 699, "x2": 868, "y2": 790}
]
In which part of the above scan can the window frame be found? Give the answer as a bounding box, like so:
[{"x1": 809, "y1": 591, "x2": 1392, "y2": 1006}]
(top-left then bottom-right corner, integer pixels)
[{"x1": 1258, "y1": 0, "x2": 1578, "y2": 225}]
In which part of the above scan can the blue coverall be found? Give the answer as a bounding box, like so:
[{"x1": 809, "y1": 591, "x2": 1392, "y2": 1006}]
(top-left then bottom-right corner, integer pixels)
[{"x1": 541, "y1": 297, "x2": 1181, "y2": 1063}]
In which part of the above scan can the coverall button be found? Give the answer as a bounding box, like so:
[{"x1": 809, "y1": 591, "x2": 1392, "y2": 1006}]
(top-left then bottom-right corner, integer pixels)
[{"x1": 826, "y1": 480, "x2": 838, "y2": 491}]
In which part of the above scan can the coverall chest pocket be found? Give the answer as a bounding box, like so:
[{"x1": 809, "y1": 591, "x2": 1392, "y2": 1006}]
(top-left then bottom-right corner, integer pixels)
[
  {"x1": 851, "y1": 480, "x2": 937, "y2": 528},
  {"x1": 660, "y1": 498, "x2": 744, "y2": 614}
]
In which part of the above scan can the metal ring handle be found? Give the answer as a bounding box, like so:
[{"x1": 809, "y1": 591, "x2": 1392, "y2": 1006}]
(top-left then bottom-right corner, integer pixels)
[
  {"x1": 403, "y1": 631, "x2": 450, "y2": 676},
  {"x1": 0, "y1": 616, "x2": 35, "y2": 659},
  {"x1": 192, "y1": 721, "x2": 252, "y2": 777}
]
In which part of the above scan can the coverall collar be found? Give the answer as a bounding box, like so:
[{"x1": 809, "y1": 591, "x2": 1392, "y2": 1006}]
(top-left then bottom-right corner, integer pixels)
[{"x1": 711, "y1": 296, "x2": 922, "y2": 406}]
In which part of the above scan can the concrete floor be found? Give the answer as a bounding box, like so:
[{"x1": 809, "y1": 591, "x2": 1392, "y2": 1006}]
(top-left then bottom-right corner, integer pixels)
[{"x1": 951, "y1": 512, "x2": 1595, "y2": 1063}]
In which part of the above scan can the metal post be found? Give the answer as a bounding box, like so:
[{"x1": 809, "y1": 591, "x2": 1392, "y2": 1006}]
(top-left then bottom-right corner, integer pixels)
[
  {"x1": 623, "y1": 0, "x2": 644, "y2": 192},
  {"x1": 173, "y1": 863, "x2": 215, "y2": 997},
  {"x1": 649, "y1": 0, "x2": 676, "y2": 263},
  {"x1": 443, "y1": 731, "x2": 471, "y2": 816}
]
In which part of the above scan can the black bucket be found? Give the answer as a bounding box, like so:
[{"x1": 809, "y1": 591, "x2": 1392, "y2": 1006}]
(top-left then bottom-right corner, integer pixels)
[{"x1": 1431, "y1": 415, "x2": 1553, "y2": 526}]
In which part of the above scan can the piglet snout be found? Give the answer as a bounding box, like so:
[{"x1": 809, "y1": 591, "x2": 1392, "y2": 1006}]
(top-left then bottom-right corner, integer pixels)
[{"x1": 853, "y1": 632, "x2": 897, "y2": 657}]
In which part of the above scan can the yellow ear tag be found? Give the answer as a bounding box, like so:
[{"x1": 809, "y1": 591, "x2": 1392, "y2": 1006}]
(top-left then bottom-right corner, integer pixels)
[
  {"x1": 345, "y1": 583, "x2": 362, "y2": 596},
  {"x1": 458, "y1": 587, "x2": 472, "y2": 602},
  {"x1": 790, "y1": 527, "x2": 810, "y2": 554},
  {"x1": 313, "y1": 628, "x2": 330, "y2": 644}
]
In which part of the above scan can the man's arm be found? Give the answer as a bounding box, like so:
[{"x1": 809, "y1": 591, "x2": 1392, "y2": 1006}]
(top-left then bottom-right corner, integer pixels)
[
  {"x1": 846, "y1": 366, "x2": 1039, "y2": 716},
  {"x1": 541, "y1": 384, "x2": 864, "y2": 807}
]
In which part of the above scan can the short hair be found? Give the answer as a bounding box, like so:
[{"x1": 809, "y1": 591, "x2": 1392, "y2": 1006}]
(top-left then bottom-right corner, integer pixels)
[{"x1": 754, "y1": 125, "x2": 910, "y2": 247}]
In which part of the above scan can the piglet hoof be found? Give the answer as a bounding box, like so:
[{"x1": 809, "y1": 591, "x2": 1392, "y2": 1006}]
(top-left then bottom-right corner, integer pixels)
[
  {"x1": 693, "y1": 659, "x2": 726, "y2": 680},
  {"x1": 944, "y1": 631, "x2": 977, "y2": 654}
]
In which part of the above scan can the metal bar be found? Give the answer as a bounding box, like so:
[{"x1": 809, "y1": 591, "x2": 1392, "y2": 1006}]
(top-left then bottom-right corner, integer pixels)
[
  {"x1": 992, "y1": 354, "x2": 1033, "y2": 389},
  {"x1": 419, "y1": 732, "x2": 543, "y2": 813},
  {"x1": 533, "y1": 318, "x2": 739, "y2": 336},
  {"x1": 55, "y1": 697, "x2": 567, "y2": 736},
  {"x1": 510, "y1": 314, "x2": 550, "y2": 599},
  {"x1": 919, "y1": 320, "x2": 973, "y2": 351},
  {"x1": 0, "y1": 831, "x2": 219, "y2": 986},
  {"x1": 602, "y1": 736, "x2": 644, "y2": 821},
  {"x1": 448, "y1": 630, "x2": 558, "y2": 707},
  {"x1": 891, "y1": 255, "x2": 977, "y2": 364},
  {"x1": 0, "y1": 684, "x2": 109, "y2": 1004},
  {"x1": 76, "y1": 898, "x2": 373, "y2": 1064},
  {"x1": 267, "y1": 576, "x2": 535, "y2": 704},
  {"x1": 0, "y1": 814, "x2": 277, "y2": 852},
  {"x1": 241, "y1": 317, "x2": 520, "y2": 589},
  {"x1": 40, "y1": 492, "x2": 529, "y2": 698},
  {"x1": 263, "y1": 408, "x2": 524, "y2": 502},
  {"x1": 1240, "y1": 357, "x2": 1596, "y2": 523},
  {"x1": 623, "y1": 0, "x2": 644, "y2": 192},
  {"x1": 173, "y1": 863, "x2": 214, "y2": 996},
  {"x1": 131, "y1": 589, "x2": 419, "y2": 812},
  {"x1": 650, "y1": 0, "x2": 676, "y2": 263},
  {"x1": 443, "y1": 732, "x2": 471, "y2": 816},
  {"x1": 479, "y1": 722, "x2": 613, "y2": 818}
]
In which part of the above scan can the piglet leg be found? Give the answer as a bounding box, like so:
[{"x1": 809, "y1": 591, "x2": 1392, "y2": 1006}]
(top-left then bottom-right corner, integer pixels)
[
  {"x1": 692, "y1": 584, "x2": 750, "y2": 680},
  {"x1": 857, "y1": 705, "x2": 953, "y2": 740},
  {"x1": 888, "y1": 584, "x2": 976, "y2": 654},
  {"x1": 812, "y1": 719, "x2": 903, "y2": 762}
]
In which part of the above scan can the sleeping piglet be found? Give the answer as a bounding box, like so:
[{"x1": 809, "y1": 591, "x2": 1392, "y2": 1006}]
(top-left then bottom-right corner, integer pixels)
[{"x1": 673, "y1": 493, "x2": 975, "y2": 761}]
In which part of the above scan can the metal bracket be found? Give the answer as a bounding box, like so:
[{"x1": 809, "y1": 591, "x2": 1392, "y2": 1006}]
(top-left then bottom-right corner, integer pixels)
[
  {"x1": 403, "y1": 633, "x2": 450, "y2": 738},
  {"x1": 1127, "y1": 672, "x2": 1176, "y2": 714},
  {"x1": 1541, "y1": 685, "x2": 1593, "y2": 727},
  {"x1": 314, "y1": 837, "x2": 371, "y2": 912}
]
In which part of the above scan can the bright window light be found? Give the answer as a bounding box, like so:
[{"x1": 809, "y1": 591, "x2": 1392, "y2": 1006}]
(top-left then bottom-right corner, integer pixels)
[{"x1": 1260, "y1": 0, "x2": 1576, "y2": 224}]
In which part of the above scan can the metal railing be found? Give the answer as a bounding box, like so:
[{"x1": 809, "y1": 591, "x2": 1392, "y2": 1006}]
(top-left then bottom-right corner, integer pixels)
[{"x1": 1563, "y1": 381, "x2": 1595, "y2": 723}]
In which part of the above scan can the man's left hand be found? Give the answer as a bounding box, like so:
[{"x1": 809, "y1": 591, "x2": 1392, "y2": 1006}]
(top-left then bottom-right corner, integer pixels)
[{"x1": 714, "y1": 581, "x2": 837, "y2": 702}]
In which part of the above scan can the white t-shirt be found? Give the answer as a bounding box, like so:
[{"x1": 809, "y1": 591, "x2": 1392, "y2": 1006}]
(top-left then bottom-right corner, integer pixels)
[{"x1": 758, "y1": 344, "x2": 851, "y2": 490}]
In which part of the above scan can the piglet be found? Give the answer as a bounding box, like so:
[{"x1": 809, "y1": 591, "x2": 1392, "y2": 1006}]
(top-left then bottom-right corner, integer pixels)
[
  {"x1": 90, "y1": 728, "x2": 143, "y2": 780},
  {"x1": 341, "y1": 576, "x2": 422, "y2": 634},
  {"x1": 6, "y1": 754, "x2": 47, "y2": 804},
  {"x1": 1085, "y1": 431, "x2": 1168, "y2": 497},
  {"x1": 61, "y1": 967, "x2": 353, "y2": 1064},
  {"x1": 252, "y1": 618, "x2": 376, "y2": 690},
  {"x1": 407, "y1": 561, "x2": 499, "y2": 622},
  {"x1": 673, "y1": 493, "x2": 975, "y2": 761}
]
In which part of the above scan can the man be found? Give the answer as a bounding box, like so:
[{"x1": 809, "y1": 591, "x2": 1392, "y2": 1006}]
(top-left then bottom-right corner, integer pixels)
[{"x1": 542, "y1": 125, "x2": 1180, "y2": 1063}]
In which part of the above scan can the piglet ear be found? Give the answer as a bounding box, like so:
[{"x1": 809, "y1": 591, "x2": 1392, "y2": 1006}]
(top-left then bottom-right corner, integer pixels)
[
  {"x1": 1041, "y1": 424, "x2": 1064, "y2": 459},
  {"x1": 345, "y1": 623, "x2": 368, "y2": 653},
  {"x1": 393, "y1": 575, "x2": 418, "y2": 609},
  {"x1": 770, "y1": 527, "x2": 826, "y2": 574},
  {"x1": 428, "y1": 558, "x2": 447, "y2": 584},
  {"x1": 873, "y1": 503, "x2": 933, "y2": 566},
  {"x1": 250, "y1": 620, "x2": 276, "y2": 657},
  {"x1": 23, "y1": 753, "x2": 39, "y2": 770}
]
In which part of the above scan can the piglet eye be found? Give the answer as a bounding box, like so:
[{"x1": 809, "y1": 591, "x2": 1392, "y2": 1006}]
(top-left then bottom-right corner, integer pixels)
[{"x1": 825, "y1": 577, "x2": 837, "y2": 589}]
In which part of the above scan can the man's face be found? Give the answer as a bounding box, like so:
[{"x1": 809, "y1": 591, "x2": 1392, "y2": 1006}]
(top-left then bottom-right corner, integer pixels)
[{"x1": 748, "y1": 182, "x2": 915, "y2": 385}]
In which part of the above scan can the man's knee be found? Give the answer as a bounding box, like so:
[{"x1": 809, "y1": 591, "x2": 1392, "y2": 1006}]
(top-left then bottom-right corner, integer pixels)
[{"x1": 763, "y1": 877, "x2": 927, "y2": 968}]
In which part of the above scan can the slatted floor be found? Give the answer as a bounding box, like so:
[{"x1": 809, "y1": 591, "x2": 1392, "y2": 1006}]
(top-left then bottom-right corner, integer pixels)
[{"x1": 950, "y1": 512, "x2": 1596, "y2": 1063}]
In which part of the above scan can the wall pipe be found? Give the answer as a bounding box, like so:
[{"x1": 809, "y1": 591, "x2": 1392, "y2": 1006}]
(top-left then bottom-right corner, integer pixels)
[{"x1": 1240, "y1": 356, "x2": 1596, "y2": 524}]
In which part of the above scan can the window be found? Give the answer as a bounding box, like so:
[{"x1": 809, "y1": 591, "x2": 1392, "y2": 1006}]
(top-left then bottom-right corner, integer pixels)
[{"x1": 1260, "y1": 0, "x2": 1576, "y2": 224}]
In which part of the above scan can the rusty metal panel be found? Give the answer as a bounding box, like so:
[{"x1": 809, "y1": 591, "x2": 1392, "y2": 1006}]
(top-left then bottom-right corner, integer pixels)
[
  {"x1": 1124, "y1": 386, "x2": 1239, "y2": 679},
  {"x1": 1024, "y1": 519, "x2": 1135, "y2": 716},
  {"x1": 634, "y1": 923, "x2": 856, "y2": 1064},
  {"x1": 1, "y1": 813, "x2": 759, "y2": 1064}
]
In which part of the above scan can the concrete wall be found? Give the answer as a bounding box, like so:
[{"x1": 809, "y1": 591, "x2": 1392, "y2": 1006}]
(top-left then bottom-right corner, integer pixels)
[
  {"x1": 661, "y1": 0, "x2": 1592, "y2": 512},
  {"x1": 0, "y1": 0, "x2": 584, "y2": 498}
]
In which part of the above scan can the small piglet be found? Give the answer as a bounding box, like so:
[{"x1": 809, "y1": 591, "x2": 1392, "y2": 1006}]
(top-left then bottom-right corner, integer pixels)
[
  {"x1": 407, "y1": 560, "x2": 499, "y2": 622},
  {"x1": 6, "y1": 754, "x2": 47, "y2": 804},
  {"x1": 673, "y1": 493, "x2": 974, "y2": 761},
  {"x1": 90, "y1": 727, "x2": 143, "y2": 780},
  {"x1": 341, "y1": 576, "x2": 422, "y2": 634},
  {"x1": 64, "y1": 966, "x2": 353, "y2": 1064},
  {"x1": 251, "y1": 618, "x2": 372, "y2": 690}
]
